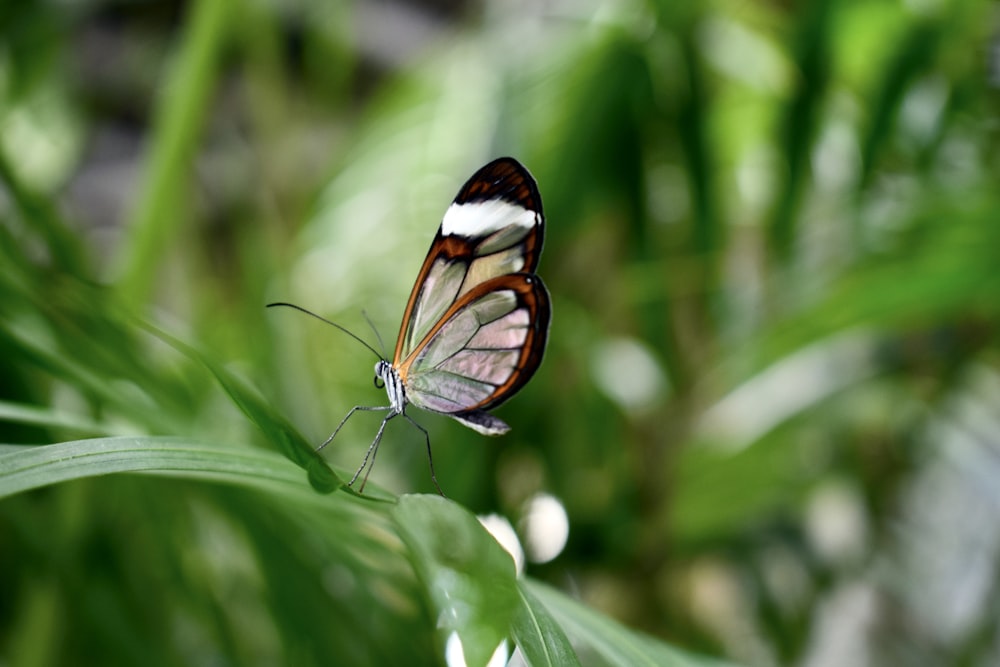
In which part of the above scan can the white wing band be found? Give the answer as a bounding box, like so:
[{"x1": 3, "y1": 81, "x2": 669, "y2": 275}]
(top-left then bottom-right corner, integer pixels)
[{"x1": 441, "y1": 200, "x2": 536, "y2": 237}]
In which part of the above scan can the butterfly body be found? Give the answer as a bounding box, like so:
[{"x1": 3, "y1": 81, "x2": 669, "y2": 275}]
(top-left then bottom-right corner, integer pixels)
[
  {"x1": 375, "y1": 359, "x2": 405, "y2": 415},
  {"x1": 314, "y1": 157, "x2": 550, "y2": 493}
]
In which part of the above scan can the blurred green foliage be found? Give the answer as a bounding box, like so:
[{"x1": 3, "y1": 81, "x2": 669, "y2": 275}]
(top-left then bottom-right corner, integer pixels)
[{"x1": 3, "y1": 0, "x2": 1000, "y2": 665}]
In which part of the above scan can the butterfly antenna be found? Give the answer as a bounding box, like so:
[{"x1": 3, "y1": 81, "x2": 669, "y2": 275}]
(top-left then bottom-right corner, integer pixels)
[
  {"x1": 266, "y1": 302, "x2": 383, "y2": 360},
  {"x1": 361, "y1": 309, "x2": 388, "y2": 359}
]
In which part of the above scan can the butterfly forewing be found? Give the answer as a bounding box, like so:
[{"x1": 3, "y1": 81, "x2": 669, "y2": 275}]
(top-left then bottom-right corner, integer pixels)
[{"x1": 394, "y1": 158, "x2": 544, "y2": 363}]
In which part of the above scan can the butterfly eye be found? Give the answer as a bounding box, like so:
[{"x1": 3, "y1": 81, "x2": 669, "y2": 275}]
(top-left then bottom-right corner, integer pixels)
[{"x1": 373, "y1": 375, "x2": 385, "y2": 389}]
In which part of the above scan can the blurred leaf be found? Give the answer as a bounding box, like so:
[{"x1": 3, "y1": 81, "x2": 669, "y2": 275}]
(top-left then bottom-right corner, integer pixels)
[
  {"x1": 0, "y1": 320, "x2": 177, "y2": 435},
  {"x1": 769, "y1": 0, "x2": 833, "y2": 261},
  {"x1": 141, "y1": 320, "x2": 342, "y2": 493},
  {"x1": 0, "y1": 144, "x2": 87, "y2": 276},
  {"x1": 114, "y1": 0, "x2": 235, "y2": 306},
  {"x1": 0, "y1": 1, "x2": 60, "y2": 99},
  {"x1": 856, "y1": 18, "x2": 943, "y2": 191},
  {"x1": 0, "y1": 399, "x2": 109, "y2": 436}
]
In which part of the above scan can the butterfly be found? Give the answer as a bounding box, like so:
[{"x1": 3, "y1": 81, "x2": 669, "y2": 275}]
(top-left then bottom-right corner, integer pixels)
[{"x1": 270, "y1": 157, "x2": 550, "y2": 494}]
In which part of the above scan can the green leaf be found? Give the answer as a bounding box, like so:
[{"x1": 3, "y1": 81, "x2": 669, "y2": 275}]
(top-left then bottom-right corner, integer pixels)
[
  {"x1": 0, "y1": 436, "x2": 317, "y2": 502},
  {"x1": 391, "y1": 494, "x2": 519, "y2": 667},
  {"x1": 511, "y1": 582, "x2": 581, "y2": 667},
  {"x1": 524, "y1": 580, "x2": 744, "y2": 667}
]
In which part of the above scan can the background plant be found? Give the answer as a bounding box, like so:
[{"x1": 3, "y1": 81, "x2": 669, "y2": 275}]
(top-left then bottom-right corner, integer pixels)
[{"x1": 2, "y1": 1, "x2": 1000, "y2": 665}]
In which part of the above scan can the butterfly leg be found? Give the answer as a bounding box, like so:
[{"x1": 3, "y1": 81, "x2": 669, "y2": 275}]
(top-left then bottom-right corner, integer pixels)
[
  {"x1": 401, "y1": 412, "x2": 443, "y2": 496},
  {"x1": 317, "y1": 404, "x2": 390, "y2": 451},
  {"x1": 353, "y1": 411, "x2": 397, "y2": 492}
]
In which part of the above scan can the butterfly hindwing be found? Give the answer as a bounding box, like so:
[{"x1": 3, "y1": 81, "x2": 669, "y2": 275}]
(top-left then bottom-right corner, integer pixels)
[
  {"x1": 399, "y1": 273, "x2": 550, "y2": 432},
  {"x1": 394, "y1": 158, "x2": 544, "y2": 363}
]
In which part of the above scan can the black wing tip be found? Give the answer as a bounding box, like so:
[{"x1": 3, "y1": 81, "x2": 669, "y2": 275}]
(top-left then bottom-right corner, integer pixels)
[
  {"x1": 451, "y1": 409, "x2": 511, "y2": 436},
  {"x1": 454, "y1": 157, "x2": 542, "y2": 214}
]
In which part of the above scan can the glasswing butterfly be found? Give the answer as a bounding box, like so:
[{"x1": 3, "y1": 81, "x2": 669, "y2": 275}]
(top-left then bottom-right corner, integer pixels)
[{"x1": 269, "y1": 157, "x2": 550, "y2": 494}]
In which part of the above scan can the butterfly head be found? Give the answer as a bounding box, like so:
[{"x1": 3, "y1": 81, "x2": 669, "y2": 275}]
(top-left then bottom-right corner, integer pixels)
[
  {"x1": 373, "y1": 361, "x2": 387, "y2": 389},
  {"x1": 374, "y1": 359, "x2": 391, "y2": 387}
]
